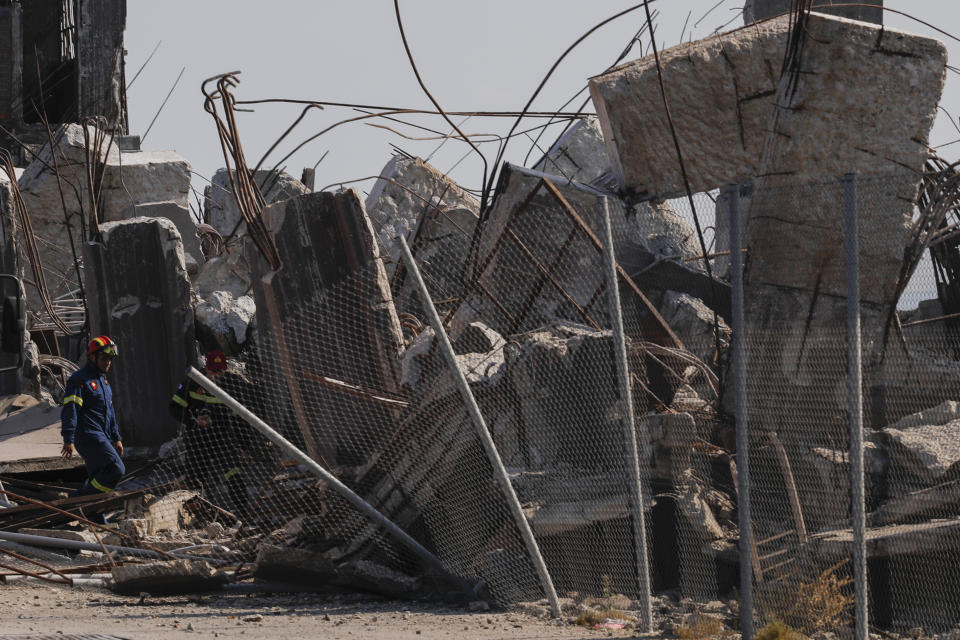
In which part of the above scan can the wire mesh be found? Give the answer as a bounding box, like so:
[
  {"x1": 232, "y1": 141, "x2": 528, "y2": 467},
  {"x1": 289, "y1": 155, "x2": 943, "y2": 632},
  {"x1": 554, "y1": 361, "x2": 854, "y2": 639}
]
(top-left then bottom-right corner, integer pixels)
[{"x1": 103, "y1": 166, "x2": 960, "y2": 634}]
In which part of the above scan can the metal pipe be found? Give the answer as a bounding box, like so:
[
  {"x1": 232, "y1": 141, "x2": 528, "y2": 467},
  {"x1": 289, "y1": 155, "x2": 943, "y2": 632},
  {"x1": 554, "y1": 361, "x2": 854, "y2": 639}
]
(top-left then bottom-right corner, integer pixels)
[
  {"x1": 0, "y1": 531, "x2": 207, "y2": 563},
  {"x1": 844, "y1": 172, "x2": 868, "y2": 640},
  {"x1": 729, "y1": 183, "x2": 754, "y2": 640},
  {"x1": 185, "y1": 367, "x2": 454, "y2": 583},
  {"x1": 398, "y1": 235, "x2": 562, "y2": 618},
  {"x1": 598, "y1": 196, "x2": 653, "y2": 632}
]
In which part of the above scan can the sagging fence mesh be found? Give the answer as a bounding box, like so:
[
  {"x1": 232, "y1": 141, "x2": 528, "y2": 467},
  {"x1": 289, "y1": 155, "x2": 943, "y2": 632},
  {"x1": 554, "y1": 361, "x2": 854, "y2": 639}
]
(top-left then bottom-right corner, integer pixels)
[{"x1": 119, "y1": 168, "x2": 960, "y2": 633}]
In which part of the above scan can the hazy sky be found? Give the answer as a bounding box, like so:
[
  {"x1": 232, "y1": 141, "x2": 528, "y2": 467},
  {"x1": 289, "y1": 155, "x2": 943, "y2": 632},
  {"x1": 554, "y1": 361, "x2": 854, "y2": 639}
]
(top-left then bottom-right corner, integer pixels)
[{"x1": 123, "y1": 1, "x2": 960, "y2": 208}]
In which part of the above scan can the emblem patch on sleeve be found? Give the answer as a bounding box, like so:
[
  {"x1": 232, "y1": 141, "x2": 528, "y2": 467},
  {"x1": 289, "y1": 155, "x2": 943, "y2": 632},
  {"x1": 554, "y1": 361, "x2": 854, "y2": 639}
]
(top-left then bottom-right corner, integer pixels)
[{"x1": 89, "y1": 380, "x2": 99, "y2": 391}]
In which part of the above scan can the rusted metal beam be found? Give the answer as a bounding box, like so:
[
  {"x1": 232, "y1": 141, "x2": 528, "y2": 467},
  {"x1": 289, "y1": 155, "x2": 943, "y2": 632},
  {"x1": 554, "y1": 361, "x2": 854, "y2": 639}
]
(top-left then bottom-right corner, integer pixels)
[
  {"x1": 540, "y1": 178, "x2": 683, "y2": 349},
  {"x1": 506, "y1": 227, "x2": 601, "y2": 332},
  {"x1": 301, "y1": 368, "x2": 409, "y2": 408}
]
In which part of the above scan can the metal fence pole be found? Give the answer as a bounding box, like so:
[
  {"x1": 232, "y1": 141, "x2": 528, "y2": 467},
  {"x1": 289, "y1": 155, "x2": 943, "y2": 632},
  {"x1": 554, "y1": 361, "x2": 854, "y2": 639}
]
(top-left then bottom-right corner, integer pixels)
[
  {"x1": 185, "y1": 367, "x2": 457, "y2": 583},
  {"x1": 844, "y1": 172, "x2": 869, "y2": 640},
  {"x1": 398, "y1": 235, "x2": 562, "y2": 618},
  {"x1": 598, "y1": 196, "x2": 653, "y2": 632},
  {"x1": 729, "y1": 183, "x2": 754, "y2": 640}
]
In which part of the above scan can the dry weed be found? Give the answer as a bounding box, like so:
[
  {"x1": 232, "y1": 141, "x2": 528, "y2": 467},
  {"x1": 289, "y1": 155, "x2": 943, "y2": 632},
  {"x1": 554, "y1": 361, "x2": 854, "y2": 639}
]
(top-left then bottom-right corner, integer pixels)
[{"x1": 759, "y1": 560, "x2": 854, "y2": 633}]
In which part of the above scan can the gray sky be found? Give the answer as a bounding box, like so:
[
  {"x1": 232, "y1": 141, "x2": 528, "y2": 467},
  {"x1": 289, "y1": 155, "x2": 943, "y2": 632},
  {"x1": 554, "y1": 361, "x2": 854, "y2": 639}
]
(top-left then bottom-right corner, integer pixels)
[{"x1": 124, "y1": 1, "x2": 960, "y2": 207}]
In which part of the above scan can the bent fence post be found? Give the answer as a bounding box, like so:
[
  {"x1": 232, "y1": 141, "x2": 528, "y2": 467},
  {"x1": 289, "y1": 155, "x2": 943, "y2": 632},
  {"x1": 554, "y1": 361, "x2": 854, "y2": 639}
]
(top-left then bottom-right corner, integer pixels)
[
  {"x1": 186, "y1": 366, "x2": 458, "y2": 585},
  {"x1": 398, "y1": 235, "x2": 562, "y2": 618},
  {"x1": 729, "y1": 183, "x2": 754, "y2": 640},
  {"x1": 598, "y1": 196, "x2": 653, "y2": 632}
]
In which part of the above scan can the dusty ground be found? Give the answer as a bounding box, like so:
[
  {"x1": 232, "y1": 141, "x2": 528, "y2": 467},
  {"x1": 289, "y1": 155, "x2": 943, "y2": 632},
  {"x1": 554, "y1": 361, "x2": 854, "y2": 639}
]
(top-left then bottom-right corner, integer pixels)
[{"x1": 0, "y1": 582, "x2": 663, "y2": 639}]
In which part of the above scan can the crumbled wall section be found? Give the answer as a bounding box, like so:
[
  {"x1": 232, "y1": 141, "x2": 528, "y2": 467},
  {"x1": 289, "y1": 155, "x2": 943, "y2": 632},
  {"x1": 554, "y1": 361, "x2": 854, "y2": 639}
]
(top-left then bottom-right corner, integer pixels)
[{"x1": 84, "y1": 216, "x2": 193, "y2": 446}]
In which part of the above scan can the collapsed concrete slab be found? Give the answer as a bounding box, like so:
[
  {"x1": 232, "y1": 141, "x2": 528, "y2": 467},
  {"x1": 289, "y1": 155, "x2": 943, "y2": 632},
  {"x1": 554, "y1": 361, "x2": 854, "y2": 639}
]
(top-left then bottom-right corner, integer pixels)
[
  {"x1": 365, "y1": 155, "x2": 479, "y2": 295},
  {"x1": 84, "y1": 217, "x2": 194, "y2": 446},
  {"x1": 17, "y1": 124, "x2": 191, "y2": 309},
  {"x1": 473, "y1": 163, "x2": 682, "y2": 347},
  {"x1": 249, "y1": 190, "x2": 404, "y2": 465},
  {"x1": 588, "y1": 13, "x2": 943, "y2": 198}
]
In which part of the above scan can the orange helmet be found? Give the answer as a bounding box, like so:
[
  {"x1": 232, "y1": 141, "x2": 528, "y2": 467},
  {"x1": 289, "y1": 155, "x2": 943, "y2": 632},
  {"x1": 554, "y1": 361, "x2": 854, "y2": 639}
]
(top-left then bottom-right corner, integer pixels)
[
  {"x1": 205, "y1": 350, "x2": 227, "y2": 372},
  {"x1": 87, "y1": 335, "x2": 117, "y2": 357}
]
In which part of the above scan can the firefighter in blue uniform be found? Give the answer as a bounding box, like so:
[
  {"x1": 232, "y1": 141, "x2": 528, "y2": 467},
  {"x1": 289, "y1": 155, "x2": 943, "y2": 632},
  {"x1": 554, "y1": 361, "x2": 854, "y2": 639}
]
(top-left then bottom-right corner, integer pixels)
[{"x1": 60, "y1": 335, "x2": 125, "y2": 500}]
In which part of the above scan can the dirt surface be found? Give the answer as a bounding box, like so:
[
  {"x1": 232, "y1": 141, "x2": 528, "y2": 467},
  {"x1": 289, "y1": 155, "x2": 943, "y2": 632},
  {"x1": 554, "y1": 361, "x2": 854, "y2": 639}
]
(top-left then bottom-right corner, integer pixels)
[{"x1": 0, "y1": 582, "x2": 661, "y2": 639}]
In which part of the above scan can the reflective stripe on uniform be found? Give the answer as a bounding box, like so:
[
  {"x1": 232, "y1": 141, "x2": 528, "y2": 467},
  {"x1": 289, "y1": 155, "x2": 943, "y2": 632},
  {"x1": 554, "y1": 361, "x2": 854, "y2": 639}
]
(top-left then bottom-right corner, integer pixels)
[
  {"x1": 188, "y1": 391, "x2": 222, "y2": 404},
  {"x1": 171, "y1": 394, "x2": 188, "y2": 408},
  {"x1": 63, "y1": 394, "x2": 83, "y2": 407},
  {"x1": 224, "y1": 467, "x2": 242, "y2": 481},
  {"x1": 89, "y1": 477, "x2": 114, "y2": 493}
]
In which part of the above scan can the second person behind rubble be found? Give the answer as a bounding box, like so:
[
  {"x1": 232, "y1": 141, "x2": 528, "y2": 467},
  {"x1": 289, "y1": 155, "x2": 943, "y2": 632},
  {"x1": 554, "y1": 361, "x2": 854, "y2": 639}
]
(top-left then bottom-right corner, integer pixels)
[{"x1": 169, "y1": 350, "x2": 253, "y2": 520}]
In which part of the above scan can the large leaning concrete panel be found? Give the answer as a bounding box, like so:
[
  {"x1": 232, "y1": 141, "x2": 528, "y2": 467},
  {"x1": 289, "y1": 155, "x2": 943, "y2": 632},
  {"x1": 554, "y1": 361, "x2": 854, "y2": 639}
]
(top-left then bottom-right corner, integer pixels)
[
  {"x1": 84, "y1": 217, "x2": 193, "y2": 446},
  {"x1": 250, "y1": 190, "x2": 404, "y2": 466},
  {"x1": 588, "y1": 13, "x2": 944, "y2": 198}
]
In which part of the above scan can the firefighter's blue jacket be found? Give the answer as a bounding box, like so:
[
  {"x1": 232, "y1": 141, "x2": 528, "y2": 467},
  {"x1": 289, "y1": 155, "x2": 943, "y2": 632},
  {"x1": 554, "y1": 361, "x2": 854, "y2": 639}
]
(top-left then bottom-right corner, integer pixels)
[{"x1": 61, "y1": 362, "x2": 121, "y2": 445}]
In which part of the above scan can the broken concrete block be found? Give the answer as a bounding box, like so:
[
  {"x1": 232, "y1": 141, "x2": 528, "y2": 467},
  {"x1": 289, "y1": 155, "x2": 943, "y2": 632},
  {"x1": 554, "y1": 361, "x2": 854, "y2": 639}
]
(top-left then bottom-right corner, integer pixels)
[
  {"x1": 401, "y1": 327, "x2": 505, "y2": 389},
  {"x1": 658, "y1": 291, "x2": 730, "y2": 367},
  {"x1": 365, "y1": 155, "x2": 479, "y2": 278},
  {"x1": 532, "y1": 117, "x2": 612, "y2": 186},
  {"x1": 128, "y1": 201, "x2": 204, "y2": 274},
  {"x1": 111, "y1": 559, "x2": 227, "y2": 595},
  {"x1": 882, "y1": 401, "x2": 960, "y2": 495},
  {"x1": 205, "y1": 168, "x2": 309, "y2": 239},
  {"x1": 588, "y1": 13, "x2": 944, "y2": 197},
  {"x1": 250, "y1": 190, "x2": 404, "y2": 465},
  {"x1": 490, "y1": 322, "x2": 620, "y2": 469},
  {"x1": 146, "y1": 490, "x2": 201, "y2": 534},
  {"x1": 17, "y1": 124, "x2": 191, "y2": 311},
  {"x1": 194, "y1": 288, "x2": 256, "y2": 354},
  {"x1": 84, "y1": 218, "x2": 194, "y2": 446}
]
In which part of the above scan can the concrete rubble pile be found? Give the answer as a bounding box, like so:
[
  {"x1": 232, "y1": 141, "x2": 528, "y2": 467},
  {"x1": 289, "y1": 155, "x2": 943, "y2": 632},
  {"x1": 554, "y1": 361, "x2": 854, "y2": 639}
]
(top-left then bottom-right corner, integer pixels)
[{"x1": 1, "y1": 3, "x2": 959, "y2": 629}]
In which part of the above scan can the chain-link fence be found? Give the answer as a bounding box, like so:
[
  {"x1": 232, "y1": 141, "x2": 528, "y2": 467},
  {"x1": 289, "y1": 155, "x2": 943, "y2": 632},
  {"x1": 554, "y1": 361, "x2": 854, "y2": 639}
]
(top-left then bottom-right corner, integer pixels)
[{"x1": 116, "y1": 165, "x2": 960, "y2": 636}]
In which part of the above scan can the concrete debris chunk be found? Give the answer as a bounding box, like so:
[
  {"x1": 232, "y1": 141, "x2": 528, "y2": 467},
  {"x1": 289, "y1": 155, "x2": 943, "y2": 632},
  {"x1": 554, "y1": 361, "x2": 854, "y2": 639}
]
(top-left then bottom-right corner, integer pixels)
[
  {"x1": 532, "y1": 117, "x2": 612, "y2": 187},
  {"x1": 110, "y1": 559, "x2": 227, "y2": 595},
  {"x1": 205, "y1": 168, "x2": 309, "y2": 238},
  {"x1": 365, "y1": 155, "x2": 479, "y2": 278},
  {"x1": 882, "y1": 401, "x2": 960, "y2": 495}
]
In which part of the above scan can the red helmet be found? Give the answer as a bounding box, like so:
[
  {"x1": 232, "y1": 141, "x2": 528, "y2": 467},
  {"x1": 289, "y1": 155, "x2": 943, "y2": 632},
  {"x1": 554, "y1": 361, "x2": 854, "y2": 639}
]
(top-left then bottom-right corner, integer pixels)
[
  {"x1": 87, "y1": 335, "x2": 117, "y2": 357},
  {"x1": 205, "y1": 350, "x2": 227, "y2": 372}
]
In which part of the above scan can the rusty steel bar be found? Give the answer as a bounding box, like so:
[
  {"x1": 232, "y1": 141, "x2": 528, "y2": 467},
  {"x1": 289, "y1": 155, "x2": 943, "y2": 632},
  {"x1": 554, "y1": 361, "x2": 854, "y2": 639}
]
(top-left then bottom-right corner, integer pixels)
[
  {"x1": 506, "y1": 227, "x2": 601, "y2": 332},
  {"x1": 511, "y1": 224, "x2": 583, "y2": 332},
  {"x1": 540, "y1": 178, "x2": 683, "y2": 348}
]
